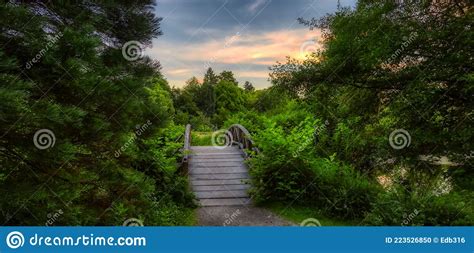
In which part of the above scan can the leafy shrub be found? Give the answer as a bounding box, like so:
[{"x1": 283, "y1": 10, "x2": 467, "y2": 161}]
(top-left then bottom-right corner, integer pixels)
[
  {"x1": 307, "y1": 157, "x2": 380, "y2": 219},
  {"x1": 109, "y1": 123, "x2": 195, "y2": 226},
  {"x1": 248, "y1": 117, "x2": 380, "y2": 219},
  {"x1": 364, "y1": 189, "x2": 473, "y2": 226},
  {"x1": 223, "y1": 111, "x2": 270, "y2": 134}
]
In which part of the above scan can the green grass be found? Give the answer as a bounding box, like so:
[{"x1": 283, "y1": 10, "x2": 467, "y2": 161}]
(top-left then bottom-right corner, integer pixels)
[
  {"x1": 181, "y1": 208, "x2": 198, "y2": 226},
  {"x1": 191, "y1": 131, "x2": 213, "y2": 146},
  {"x1": 264, "y1": 202, "x2": 359, "y2": 226}
]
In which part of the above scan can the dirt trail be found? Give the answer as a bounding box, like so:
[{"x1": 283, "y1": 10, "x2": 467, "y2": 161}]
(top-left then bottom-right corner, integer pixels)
[{"x1": 196, "y1": 206, "x2": 294, "y2": 226}]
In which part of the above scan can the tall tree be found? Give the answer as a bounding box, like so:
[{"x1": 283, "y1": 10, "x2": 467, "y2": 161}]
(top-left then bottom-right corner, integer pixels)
[
  {"x1": 273, "y1": 0, "x2": 473, "y2": 171},
  {"x1": 186, "y1": 76, "x2": 200, "y2": 87},
  {"x1": 213, "y1": 80, "x2": 246, "y2": 125},
  {"x1": 203, "y1": 67, "x2": 218, "y2": 85},
  {"x1": 244, "y1": 81, "x2": 255, "y2": 91},
  {"x1": 218, "y1": 70, "x2": 238, "y2": 85},
  {"x1": 0, "y1": 1, "x2": 192, "y2": 225}
]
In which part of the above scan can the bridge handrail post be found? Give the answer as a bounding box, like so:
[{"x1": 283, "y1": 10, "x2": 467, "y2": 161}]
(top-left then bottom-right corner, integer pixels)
[
  {"x1": 181, "y1": 124, "x2": 192, "y2": 169},
  {"x1": 227, "y1": 124, "x2": 259, "y2": 156}
]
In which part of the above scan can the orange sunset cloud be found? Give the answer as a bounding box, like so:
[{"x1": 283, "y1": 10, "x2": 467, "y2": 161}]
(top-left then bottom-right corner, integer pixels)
[{"x1": 147, "y1": 28, "x2": 323, "y2": 87}]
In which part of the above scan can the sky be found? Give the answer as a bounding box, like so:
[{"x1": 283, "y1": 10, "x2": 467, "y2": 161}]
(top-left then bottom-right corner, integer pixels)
[{"x1": 147, "y1": 0, "x2": 357, "y2": 89}]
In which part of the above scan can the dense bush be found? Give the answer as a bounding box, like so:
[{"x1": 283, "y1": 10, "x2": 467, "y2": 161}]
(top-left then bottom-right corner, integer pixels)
[
  {"x1": 364, "y1": 189, "x2": 473, "y2": 226},
  {"x1": 247, "y1": 116, "x2": 380, "y2": 219},
  {"x1": 228, "y1": 95, "x2": 473, "y2": 224}
]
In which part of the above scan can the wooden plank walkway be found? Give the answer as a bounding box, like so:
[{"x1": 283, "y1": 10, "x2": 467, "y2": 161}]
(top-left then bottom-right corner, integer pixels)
[{"x1": 188, "y1": 146, "x2": 251, "y2": 206}]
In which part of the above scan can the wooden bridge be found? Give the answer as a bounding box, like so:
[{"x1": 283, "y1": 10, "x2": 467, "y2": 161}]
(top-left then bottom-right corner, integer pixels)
[{"x1": 181, "y1": 124, "x2": 258, "y2": 206}]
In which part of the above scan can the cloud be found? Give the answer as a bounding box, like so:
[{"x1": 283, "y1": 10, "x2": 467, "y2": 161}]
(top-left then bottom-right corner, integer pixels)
[
  {"x1": 167, "y1": 68, "x2": 193, "y2": 75},
  {"x1": 239, "y1": 70, "x2": 270, "y2": 78},
  {"x1": 147, "y1": 28, "x2": 322, "y2": 87},
  {"x1": 247, "y1": 0, "x2": 267, "y2": 14}
]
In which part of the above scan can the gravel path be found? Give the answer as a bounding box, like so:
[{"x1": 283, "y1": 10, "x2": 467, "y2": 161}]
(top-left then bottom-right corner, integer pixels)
[{"x1": 196, "y1": 206, "x2": 294, "y2": 226}]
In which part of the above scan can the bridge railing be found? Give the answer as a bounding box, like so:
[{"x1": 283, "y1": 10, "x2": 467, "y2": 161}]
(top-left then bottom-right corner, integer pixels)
[
  {"x1": 227, "y1": 124, "x2": 259, "y2": 157},
  {"x1": 179, "y1": 123, "x2": 257, "y2": 169},
  {"x1": 180, "y1": 124, "x2": 192, "y2": 170}
]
